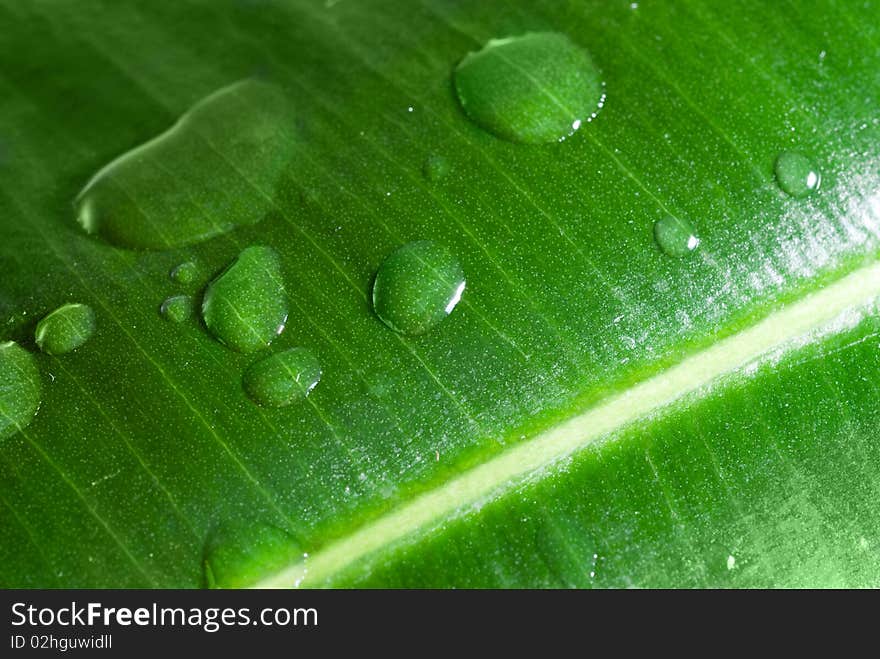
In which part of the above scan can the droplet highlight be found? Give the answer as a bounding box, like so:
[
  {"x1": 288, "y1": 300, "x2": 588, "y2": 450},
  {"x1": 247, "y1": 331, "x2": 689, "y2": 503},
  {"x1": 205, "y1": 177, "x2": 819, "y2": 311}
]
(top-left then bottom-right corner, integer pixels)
[
  {"x1": 203, "y1": 520, "x2": 302, "y2": 589},
  {"x1": 654, "y1": 216, "x2": 700, "y2": 257},
  {"x1": 34, "y1": 303, "x2": 96, "y2": 355},
  {"x1": 202, "y1": 246, "x2": 288, "y2": 352},
  {"x1": 774, "y1": 151, "x2": 821, "y2": 198},
  {"x1": 243, "y1": 348, "x2": 321, "y2": 407},
  {"x1": 75, "y1": 80, "x2": 296, "y2": 249},
  {"x1": 160, "y1": 295, "x2": 193, "y2": 323},
  {"x1": 372, "y1": 240, "x2": 465, "y2": 335},
  {"x1": 454, "y1": 32, "x2": 604, "y2": 144},
  {"x1": 170, "y1": 261, "x2": 198, "y2": 285},
  {"x1": 0, "y1": 341, "x2": 41, "y2": 441}
]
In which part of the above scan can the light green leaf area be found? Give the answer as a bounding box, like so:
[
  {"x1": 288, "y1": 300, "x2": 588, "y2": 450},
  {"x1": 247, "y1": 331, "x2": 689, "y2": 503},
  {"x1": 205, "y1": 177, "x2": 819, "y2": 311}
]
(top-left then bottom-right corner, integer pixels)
[{"x1": 0, "y1": 0, "x2": 878, "y2": 587}]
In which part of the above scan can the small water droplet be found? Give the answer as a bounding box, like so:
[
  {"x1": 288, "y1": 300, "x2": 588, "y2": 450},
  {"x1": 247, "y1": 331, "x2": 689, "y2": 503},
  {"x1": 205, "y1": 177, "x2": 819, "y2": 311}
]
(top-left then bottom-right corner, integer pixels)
[
  {"x1": 727, "y1": 555, "x2": 736, "y2": 570},
  {"x1": 34, "y1": 303, "x2": 96, "y2": 355},
  {"x1": 160, "y1": 295, "x2": 193, "y2": 323},
  {"x1": 453, "y1": 32, "x2": 604, "y2": 144},
  {"x1": 243, "y1": 348, "x2": 321, "y2": 407},
  {"x1": 774, "y1": 151, "x2": 821, "y2": 198},
  {"x1": 202, "y1": 520, "x2": 301, "y2": 589},
  {"x1": 170, "y1": 261, "x2": 198, "y2": 285},
  {"x1": 202, "y1": 246, "x2": 288, "y2": 352},
  {"x1": 653, "y1": 216, "x2": 700, "y2": 257},
  {"x1": 0, "y1": 341, "x2": 41, "y2": 441},
  {"x1": 372, "y1": 240, "x2": 466, "y2": 335},
  {"x1": 422, "y1": 154, "x2": 450, "y2": 182},
  {"x1": 75, "y1": 80, "x2": 296, "y2": 249}
]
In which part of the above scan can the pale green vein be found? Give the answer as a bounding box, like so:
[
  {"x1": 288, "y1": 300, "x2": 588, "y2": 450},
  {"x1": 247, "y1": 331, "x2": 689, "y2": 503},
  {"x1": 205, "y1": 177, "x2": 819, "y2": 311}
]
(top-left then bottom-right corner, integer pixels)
[{"x1": 256, "y1": 259, "x2": 880, "y2": 587}]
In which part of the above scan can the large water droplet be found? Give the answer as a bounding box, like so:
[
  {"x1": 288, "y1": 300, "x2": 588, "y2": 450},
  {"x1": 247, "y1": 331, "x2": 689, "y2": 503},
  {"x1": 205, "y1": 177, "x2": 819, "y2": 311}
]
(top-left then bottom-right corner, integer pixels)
[
  {"x1": 774, "y1": 151, "x2": 821, "y2": 198},
  {"x1": 170, "y1": 261, "x2": 198, "y2": 285},
  {"x1": 454, "y1": 32, "x2": 604, "y2": 144},
  {"x1": 0, "y1": 341, "x2": 41, "y2": 441},
  {"x1": 160, "y1": 295, "x2": 193, "y2": 323},
  {"x1": 34, "y1": 303, "x2": 96, "y2": 355},
  {"x1": 202, "y1": 520, "x2": 302, "y2": 589},
  {"x1": 372, "y1": 240, "x2": 465, "y2": 335},
  {"x1": 202, "y1": 246, "x2": 288, "y2": 352},
  {"x1": 654, "y1": 216, "x2": 700, "y2": 257},
  {"x1": 243, "y1": 347, "x2": 321, "y2": 407},
  {"x1": 75, "y1": 80, "x2": 296, "y2": 250}
]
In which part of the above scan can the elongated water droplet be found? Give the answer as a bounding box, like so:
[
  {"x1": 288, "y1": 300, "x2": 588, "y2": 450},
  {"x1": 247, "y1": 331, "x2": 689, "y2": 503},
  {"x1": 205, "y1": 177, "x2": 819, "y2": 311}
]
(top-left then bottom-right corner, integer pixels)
[
  {"x1": 202, "y1": 246, "x2": 287, "y2": 352},
  {"x1": 422, "y1": 154, "x2": 450, "y2": 182},
  {"x1": 774, "y1": 151, "x2": 821, "y2": 198},
  {"x1": 203, "y1": 521, "x2": 302, "y2": 589},
  {"x1": 0, "y1": 341, "x2": 41, "y2": 441},
  {"x1": 170, "y1": 261, "x2": 198, "y2": 285},
  {"x1": 243, "y1": 347, "x2": 321, "y2": 407},
  {"x1": 654, "y1": 216, "x2": 700, "y2": 257},
  {"x1": 75, "y1": 80, "x2": 296, "y2": 249},
  {"x1": 34, "y1": 303, "x2": 96, "y2": 355},
  {"x1": 454, "y1": 32, "x2": 604, "y2": 144},
  {"x1": 160, "y1": 295, "x2": 193, "y2": 323},
  {"x1": 372, "y1": 241, "x2": 465, "y2": 335}
]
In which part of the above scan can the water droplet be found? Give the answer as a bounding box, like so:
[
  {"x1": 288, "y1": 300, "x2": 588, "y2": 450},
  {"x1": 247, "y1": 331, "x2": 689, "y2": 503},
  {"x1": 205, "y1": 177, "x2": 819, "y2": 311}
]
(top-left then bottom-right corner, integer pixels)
[
  {"x1": 422, "y1": 154, "x2": 450, "y2": 182},
  {"x1": 372, "y1": 240, "x2": 465, "y2": 335},
  {"x1": 202, "y1": 520, "x2": 301, "y2": 588},
  {"x1": 75, "y1": 80, "x2": 296, "y2": 250},
  {"x1": 0, "y1": 341, "x2": 41, "y2": 441},
  {"x1": 170, "y1": 261, "x2": 198, "y2": 285},
  {"x1": 243, "y1": 348, "x2": 321, "y2": 407},
  {"x1": 34, "y1": 303, "x2": 96, "y2": 355},
  {"x1": 774, "y1": 151, "x2": 821, "y2": 198},
  {"x1": 160, "y1": 295, "x2": 193, "y2": 323},
  {"x1": 453, "y1": 32, "x2": 604, "y2": 144},
  {"x1": 202, "y1": 246, "x2": 287, "y2": 352},
  {"x1": 653, "y1": 216, "x2": 700, "y2": 257}
]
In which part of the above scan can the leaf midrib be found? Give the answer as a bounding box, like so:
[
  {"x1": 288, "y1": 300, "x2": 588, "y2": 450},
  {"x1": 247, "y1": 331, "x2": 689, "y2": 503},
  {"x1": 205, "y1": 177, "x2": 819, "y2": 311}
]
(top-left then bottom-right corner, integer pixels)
[{"x1": 255, "y1": 259, "x2": 880, "y2": 587}]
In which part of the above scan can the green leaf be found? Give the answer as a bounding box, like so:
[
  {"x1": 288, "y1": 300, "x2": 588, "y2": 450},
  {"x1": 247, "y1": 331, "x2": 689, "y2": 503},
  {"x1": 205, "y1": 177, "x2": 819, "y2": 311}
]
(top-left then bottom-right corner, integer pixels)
[{"x1": 0, "y1": 0, "x2": 878, "y2": 588}]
